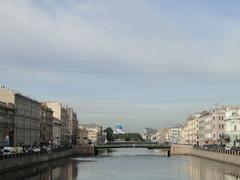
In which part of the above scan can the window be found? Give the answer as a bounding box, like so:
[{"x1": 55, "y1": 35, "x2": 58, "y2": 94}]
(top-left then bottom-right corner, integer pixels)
[
  {"x1": 213, "y1": 134, "x2": 215, "y2": 138},
  {"x1": 219, "y1": 116, "x2": 221, "y2": 120},
  {"x1": 234, "y1": 125, "x2": 237, "y2": 131},
  {"x1": 222, "y1": 116, "x2": 224, "y2": 120},
  {"x1": 213, "y1": 116, "x2": 215, "y2": 120},
  {"x1": 222, "y1": 124, "x2": 224, "y2": 129},
  {"x1": 219, "y1": 124, "x2": 221, "y2": 128}
]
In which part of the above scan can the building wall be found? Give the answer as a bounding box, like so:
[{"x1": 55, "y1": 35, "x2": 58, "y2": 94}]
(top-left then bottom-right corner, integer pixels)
[
  {"x1": 77, "y1": 127, "x2": 88, "y2": 145},
  {"x1": 40, "y1": 104, "x2": 53, "y2": 144},
  {"x1": 14, "y1": 94, "x2": 40, "y2": 146},
  {"x1": 168, "y1": 128, "x2": 181, "y2": 144},
  {"x1": 80, "y1": 124, "x2": 103, "y2": 144},
  {"x1": 72, "y1": 112, "x2": 78, "y2": 144},
  {"x1": 0, "y1": 87, "x2": 15, "y2": 104},
  {"x1": 46, "y1": 102, "x2": 69, "y2": 144},
  {"x1": 46, "y1": 102, "x2": 61, "y2": 120},
  {"x1": 67, "y1": 108, "x2": 78, "y2": 144},
  {"x1": 0, "y1": 102, "x2": 15, "y2": 146},
  {"x1": 212, "y1": 108, "x2": 225, "y2": 144},
  {"x1": 225, "y1": 107, "x2": 240, "y2": 146},
  {"x1": 53, "y1": 118, "x2": 62, "y2": 145}
]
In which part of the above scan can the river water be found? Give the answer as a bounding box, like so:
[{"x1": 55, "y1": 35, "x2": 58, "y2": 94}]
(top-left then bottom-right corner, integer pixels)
[{"x1": 1, "y1": 148, "x2": 240, "y2": 180}]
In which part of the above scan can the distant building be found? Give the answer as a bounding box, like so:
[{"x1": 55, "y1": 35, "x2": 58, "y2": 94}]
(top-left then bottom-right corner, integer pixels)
[
  {"x1": 67, "y1": 108, "x2": 78, "y2": 144},
  {"x1": 79, "y1": 123, "x2": 104, "y2": 144},
  {"x1": 77, "y1": 126, "x2": 88, "y2": 145},
  {"x1": 71, "y1": 110, "x2": 78, "y2": 145},
  {"x1": 46, "y1": 102, "x2": 70, "y2": 144},
  {"x1": 113, "y1": 123, "x2": 125, "y2": 134},
  {"x1": 168, "y1": 127, "x2": 181, "y2": 144},
  {"x1": 156, "y1": 128, "x2": 169, "y2": 143},
  {"x1": 143, "y1": 127, "x2": 157, "y2": 142}
]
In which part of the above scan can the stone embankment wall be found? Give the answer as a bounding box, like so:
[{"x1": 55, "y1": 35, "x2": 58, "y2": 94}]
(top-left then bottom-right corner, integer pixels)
[
  {"x1": 170, "y1": 144, "x2": 193, "y2": 155},
  {"x1": 191, "y1": 148, "x2": 240, "y2": 166},
  {"x1": 171, "y1": 144, "x2": 240, "y2": 166},
  {"x1": 0, "y1": 145, "x2": 95, "y2": 173},
  {"x1": 74, "y1": 144, "x2": 95, "y2": 156}
]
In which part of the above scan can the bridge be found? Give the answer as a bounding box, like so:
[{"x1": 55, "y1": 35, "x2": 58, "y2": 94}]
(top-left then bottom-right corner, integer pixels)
[{"x1": 95, "y1": 142, "x2": 171, "y2": 149}]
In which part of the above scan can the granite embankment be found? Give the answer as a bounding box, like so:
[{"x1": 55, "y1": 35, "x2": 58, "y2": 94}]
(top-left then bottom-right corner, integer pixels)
[
  {"x1": 0, "y1": 145, "x2": 95, "y2": 173},
  {"x1": 171, "y1": 144, "x2": 240, "y2": 166}
]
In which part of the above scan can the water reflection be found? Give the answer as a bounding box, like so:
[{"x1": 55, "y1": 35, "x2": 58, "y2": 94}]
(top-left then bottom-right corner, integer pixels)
[
  {"x1": 184, "y1": 156, "x2": 240, "y2": 180},
  {"x1": 0, "y1": 158, "x2": 78, "y2": 180},
  {"x1": 1, "y1": 149, "x2": 240, "y2": 180}
]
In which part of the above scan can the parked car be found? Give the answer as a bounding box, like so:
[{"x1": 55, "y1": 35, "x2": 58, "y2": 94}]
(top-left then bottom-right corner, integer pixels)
[
  {"x1": 217, "y1": 144, "x2": 225, "y2": 150},
  {"x1": 202, "y1": 144, "x2": 217, "y2": 150},
  {"x1": 225, "y1": 147, "x2": 231, "y2": 150},
  {"x1": 2, "y1": 147, "x2": 11, "y2": 156},
  {"x1": 230, "y1": 146, "x2": 240, "y2": 151},
  {"x1": 41, "y1": 146, "x2": 52, "y2": 153}
]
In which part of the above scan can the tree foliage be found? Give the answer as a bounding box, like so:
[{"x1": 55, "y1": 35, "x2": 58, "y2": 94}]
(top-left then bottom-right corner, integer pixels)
[
  {"x1": 104, "y1": 127, "x2": 114, "y2": 142},
  {"x1": 113, "y1": 133, "x2": 143, "y2": 141}
]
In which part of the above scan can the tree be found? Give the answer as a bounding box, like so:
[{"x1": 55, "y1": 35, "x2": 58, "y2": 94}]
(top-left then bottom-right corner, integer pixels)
[
  {"x1": 113, "y1": 133, "x2": 143, "y2": 141},
  {"x1": 104, "y1": 127, "x2": 114, "y2": 142}
]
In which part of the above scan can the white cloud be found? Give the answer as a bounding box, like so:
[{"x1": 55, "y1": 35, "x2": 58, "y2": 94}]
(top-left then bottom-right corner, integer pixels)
[{"x1": 1, "y1": 1, "x2": 240, "y2": 131}]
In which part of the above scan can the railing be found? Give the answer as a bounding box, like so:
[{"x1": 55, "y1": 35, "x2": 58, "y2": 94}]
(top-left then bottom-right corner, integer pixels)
[
  {"x1": 194, "y1": 147, "x2": 240, "y2": 156},
  {"x1": 95, "y1": 143, "x2": 171, "y2": 149}
]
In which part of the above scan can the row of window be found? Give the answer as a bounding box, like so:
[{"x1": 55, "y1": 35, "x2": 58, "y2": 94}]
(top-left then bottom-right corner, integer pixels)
[
  {"x1": 212, "y1": 124, "x2": 224, "y2": 129},
  {"x1": 213, "y1": 116, "x2": 224, "y2": 120},
  {"x1": 213, "y1": 133, "x2": 224, "y2": 138}
]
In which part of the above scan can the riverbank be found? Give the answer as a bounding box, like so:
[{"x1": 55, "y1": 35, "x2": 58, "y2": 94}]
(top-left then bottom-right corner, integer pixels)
[
  {"x1": 0, "y1": 145, "x2": 95, "y2": 173},
  {"x1": 171, "y1": 144, "x2": 240, "y2": 166}
]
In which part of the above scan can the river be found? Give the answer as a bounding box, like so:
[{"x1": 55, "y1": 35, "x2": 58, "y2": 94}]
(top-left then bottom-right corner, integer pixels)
[{"x1": 1, "y1": 148, "x2": 240, "y2": 180}]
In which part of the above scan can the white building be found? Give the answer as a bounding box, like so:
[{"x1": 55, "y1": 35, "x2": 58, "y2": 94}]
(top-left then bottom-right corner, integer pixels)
[
  {"x1": 225, "y1": 107, "x2": 240, "y2": 146},
  {"x1": 79, "y1": 124, "x2": 104, "y2": 144},
  {"x1": 168, "y1": 127, "x2": 181, "y2": 144}
]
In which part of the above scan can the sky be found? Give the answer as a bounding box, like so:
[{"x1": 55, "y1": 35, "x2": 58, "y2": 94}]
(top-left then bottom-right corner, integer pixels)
[{"x1": 1, "y1": 0, "x2": 240, "y2": 133}]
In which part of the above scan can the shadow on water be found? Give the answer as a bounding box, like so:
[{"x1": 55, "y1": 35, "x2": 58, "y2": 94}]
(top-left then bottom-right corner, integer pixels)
[{"x1": 0, "y1": 158, "x2": 78, "y2": 180}]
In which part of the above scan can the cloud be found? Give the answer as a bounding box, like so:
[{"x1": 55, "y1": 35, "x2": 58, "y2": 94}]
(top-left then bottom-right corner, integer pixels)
[
  {"x1": 1, "y1": 0, "x2": 240, "y2": 131},
  {"x1": 1, "y1": 0, "x2": 240, "y2": 71}
]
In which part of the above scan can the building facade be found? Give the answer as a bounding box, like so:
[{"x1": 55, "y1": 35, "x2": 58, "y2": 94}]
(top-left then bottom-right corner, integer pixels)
[
  {"x1": 225, "y1": 107, "x2": 240, "y2": 147},
  {"x1": 211, "y1": 107, "x2": 226, "y2": 144},
  {"x1": 53, "y1": 118, "x2": 62, "y2": 145},
  {"x1": 40, "y1": 103, "x2": 53, "y2": 144},
  {"x1": 156, "y1": 128, "x2": 170, "y2": 143},
  {"x1": 143, "y1": 127, "x2": 157, "y2": 142},
  {"x1": 67, "y1": 108, "x2": 78, "y2": 144},
  {"x1": 168, "y1": 127, "x2": 181, "y2": 144},
  {"x1": 46, "y1": 102, "x2": 69, "y2": 144},
  {"x1": 77, "y1": 126, "x2": 88, "y2": 145},
  {"x1": 79, "y1": 124, "x2": 103, "y2": 144},
  {"x1": 0, "y1": 86, "x2": 41, "y2": 146},
  {"x1": 0, "y1": 101, "x2": 15, "y2": 146}
]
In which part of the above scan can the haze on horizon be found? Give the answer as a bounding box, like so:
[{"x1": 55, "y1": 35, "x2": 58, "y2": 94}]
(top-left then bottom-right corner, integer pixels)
[{"x1": 1, "y1": 0, "x2": 240, "y2": 132}]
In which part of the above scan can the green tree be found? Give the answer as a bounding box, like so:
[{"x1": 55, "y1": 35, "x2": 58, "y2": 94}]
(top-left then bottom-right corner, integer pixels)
[
  {"x1": 113, "y1": 133, "x2": 143, "y2": 141},
  {"x1": 104, "y1": 127, "x2": 114, "y2": 142}
]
